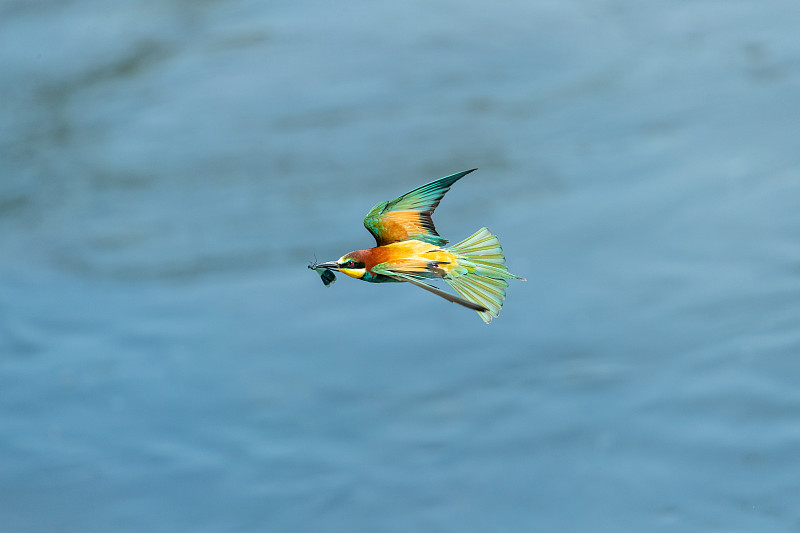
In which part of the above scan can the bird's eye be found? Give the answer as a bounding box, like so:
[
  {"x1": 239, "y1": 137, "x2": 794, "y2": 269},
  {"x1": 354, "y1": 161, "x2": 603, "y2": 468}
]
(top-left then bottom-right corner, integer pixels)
[{"x1": 343, "y1": 260, "x2": 355, "y2": 268}]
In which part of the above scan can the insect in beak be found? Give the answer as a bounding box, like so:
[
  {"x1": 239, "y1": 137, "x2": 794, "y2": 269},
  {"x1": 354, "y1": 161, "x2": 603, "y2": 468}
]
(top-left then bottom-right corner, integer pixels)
[{"x1": 308, "y1": 259, "x2": 338, "y2": 287}]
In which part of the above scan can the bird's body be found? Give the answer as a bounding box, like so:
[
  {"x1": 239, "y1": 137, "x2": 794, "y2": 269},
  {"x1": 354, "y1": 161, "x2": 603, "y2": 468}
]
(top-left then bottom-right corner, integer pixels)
[
  {"x1": 309, "y1": 169, "x2": 524, "y2": 323},
  {"x1": 336, "y1": 240, "x2": 458, "y2": 283}
]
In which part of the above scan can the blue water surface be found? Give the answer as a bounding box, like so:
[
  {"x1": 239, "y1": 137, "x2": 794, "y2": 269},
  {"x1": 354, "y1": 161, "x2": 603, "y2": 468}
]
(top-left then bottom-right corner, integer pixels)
[{"x1": 1, "y1": 1, "x2": 800, "y2": 531}]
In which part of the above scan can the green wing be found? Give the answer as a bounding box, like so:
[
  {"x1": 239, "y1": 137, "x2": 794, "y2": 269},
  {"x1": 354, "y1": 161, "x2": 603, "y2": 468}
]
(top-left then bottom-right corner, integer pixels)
[
  {"x1": 363, "y1": 169, "x2": 476, "y2": 246},
  {"x1": 371, "y1": 263, "x2": 488, "y2": 312}
]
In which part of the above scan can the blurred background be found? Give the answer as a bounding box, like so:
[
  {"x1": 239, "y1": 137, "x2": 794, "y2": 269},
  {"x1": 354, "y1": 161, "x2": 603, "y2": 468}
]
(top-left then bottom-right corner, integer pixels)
[{"x1": 2, "y1": 0, "x2": 799, "y2": 531}]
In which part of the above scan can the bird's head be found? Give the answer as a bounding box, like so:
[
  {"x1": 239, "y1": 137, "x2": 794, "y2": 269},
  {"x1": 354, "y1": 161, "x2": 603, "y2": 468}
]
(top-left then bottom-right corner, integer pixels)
[
  {"x1": 335, "y1": 255, "x2": 367, "y2": 279},
  {"x1": 309, "y1": 252, "x2": 367, "y2": 280}
]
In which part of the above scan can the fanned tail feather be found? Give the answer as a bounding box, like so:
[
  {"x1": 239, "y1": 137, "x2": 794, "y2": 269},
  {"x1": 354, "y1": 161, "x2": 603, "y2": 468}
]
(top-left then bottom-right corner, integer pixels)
[{"x1": 444, "y1": 228, "x2": 525, "y2": 323}]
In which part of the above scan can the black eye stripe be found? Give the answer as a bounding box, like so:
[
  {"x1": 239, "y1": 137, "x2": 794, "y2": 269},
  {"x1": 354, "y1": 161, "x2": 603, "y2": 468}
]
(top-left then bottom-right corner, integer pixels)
[{"x1": 342, "y1": 260, "x2": 364, "y2": 268}]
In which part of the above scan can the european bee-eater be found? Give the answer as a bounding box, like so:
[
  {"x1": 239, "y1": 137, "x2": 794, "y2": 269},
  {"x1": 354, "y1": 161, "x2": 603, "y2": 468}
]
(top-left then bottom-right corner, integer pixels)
[{"x1": 309, "y1": 169, "x2": 525, "y2": 323}]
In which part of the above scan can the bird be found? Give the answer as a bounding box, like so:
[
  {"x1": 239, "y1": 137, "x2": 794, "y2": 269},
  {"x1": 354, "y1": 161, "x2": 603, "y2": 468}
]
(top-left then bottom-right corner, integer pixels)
[{"x1": 308, "y1": 169, "x2": 525, "y2": 323}]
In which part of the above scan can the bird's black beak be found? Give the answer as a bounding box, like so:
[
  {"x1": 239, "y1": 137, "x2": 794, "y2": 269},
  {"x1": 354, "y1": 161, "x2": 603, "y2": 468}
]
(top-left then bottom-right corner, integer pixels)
[{"x1": 308, "y1": 261, "x2": 339, "y2": 271}]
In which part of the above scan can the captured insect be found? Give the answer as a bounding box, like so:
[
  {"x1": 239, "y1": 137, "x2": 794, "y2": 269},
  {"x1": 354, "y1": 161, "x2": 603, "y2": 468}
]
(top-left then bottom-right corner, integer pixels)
[{"x1": 308, "y1": 257, "x2": 337, "y2": 287}]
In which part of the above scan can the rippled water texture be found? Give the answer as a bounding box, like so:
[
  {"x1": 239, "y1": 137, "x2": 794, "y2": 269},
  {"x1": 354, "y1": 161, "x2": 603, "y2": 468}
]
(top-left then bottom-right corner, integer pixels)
[{"x1": 2, "y1": 1, "x2": 800, "y2": 531}]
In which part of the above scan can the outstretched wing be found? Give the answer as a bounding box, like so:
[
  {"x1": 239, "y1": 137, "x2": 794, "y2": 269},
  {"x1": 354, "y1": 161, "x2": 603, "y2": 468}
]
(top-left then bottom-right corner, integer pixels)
[
  {"x1": 363, "y1": 169, "x2": 476, "y2": 246},
  {"x1": 371, "y1": 262, "x2": 488, "y2": 312}
]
